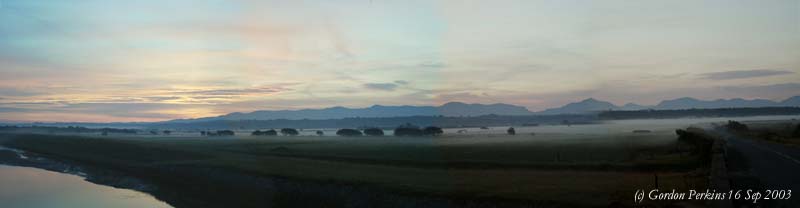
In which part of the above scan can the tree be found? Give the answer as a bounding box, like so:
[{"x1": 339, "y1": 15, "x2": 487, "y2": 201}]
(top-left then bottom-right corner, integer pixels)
[
  {"x1": 507, "y1": 127, "x2": 516, "y2": 135},
  {"x1": 216, "y1": 130, "x2": 235, "y2": 136},
  {"x1": 280, "y1": 128, "x2": 299, "y2": 136},
  {"x1": 394, "y1": 124, "x2": 423, "y2": 137},
  {"x1": 163, "y1": 130, "x2": 172, "y2": 135},
  {"x1": 725, "y1": 120, "x2": 749, "y2": 131},
  {"x1": 263, "y1": 129, "x2": 278, "y2": 136},
  {"x1": 253, "y1": 130, "x2": 278, "y2": 136},
  {"x1": 422, "y1": 126, "x2": 443, "y2": 136},
  {"x1": 336, "y1": 129, "x2": 363, "y2": 136},
  {"x1": 363, "y1": 128, "x2": 384, "y2": 136},
  {"x1": 675, "y1": 128, "x2": 713, "y2": 163},
  {"x1": 316, "y1": 130, "x2": 324, "y2": 136}
]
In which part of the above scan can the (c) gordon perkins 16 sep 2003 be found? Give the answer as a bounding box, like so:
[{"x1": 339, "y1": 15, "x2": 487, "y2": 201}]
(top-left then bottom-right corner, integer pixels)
[{"x1": 634, "y1": 189, "x2": 792, "y2": 204}]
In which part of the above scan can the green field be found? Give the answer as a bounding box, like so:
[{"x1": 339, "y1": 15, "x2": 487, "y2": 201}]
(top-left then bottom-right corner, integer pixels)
[{"x1": 0, "y1": 131, "x2": 707, "y2": 207}]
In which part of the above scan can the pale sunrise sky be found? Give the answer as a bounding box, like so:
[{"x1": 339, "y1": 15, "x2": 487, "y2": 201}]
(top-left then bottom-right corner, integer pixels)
[{"x1": 0, "y1": 0, "x2": 799, "y2": 122}]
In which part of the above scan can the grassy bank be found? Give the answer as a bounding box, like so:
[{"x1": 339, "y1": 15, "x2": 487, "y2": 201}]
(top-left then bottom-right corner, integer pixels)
[
  {"x1": 0, "y1": 132, "x2": 707, "y2": 207},
  {"x1": 725, "y1": 120, "x2": 800, "y2": 146}
]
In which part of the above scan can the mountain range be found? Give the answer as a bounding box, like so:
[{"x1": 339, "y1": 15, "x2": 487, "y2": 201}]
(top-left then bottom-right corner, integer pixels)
[
  {"x1": 169, "y1": 95, "x2": 800, "y2": 122},
  {"x1": 538, "y1": 96, "x2": 800, "y2": 114}
]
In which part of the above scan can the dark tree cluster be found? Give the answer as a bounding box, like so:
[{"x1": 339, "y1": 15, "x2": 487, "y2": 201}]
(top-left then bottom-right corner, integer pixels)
[
  {"x1": 252, "y1": 129, "x2": 278, "y2": 136},
  {"x1": 393, "y1": 123, "x2": 443, "y2": 137},
  {"x1": 394, "y1": 124, "x2": 423, "y2": 136},
  {"x1": 725, "y1": 120, "x2": 749, "y2": 131},
  {"x1": 150, "y1": 114, "x2": 597, "y2": 130},
  {"x1": 599, "y1": 107, "x2": 800, "y2": 120},
  {"x1": 204, "y1": 130, "x2": 235, "y2": 136},
  {"x1": 363, "y1": 128, "x2": 384, "y2": 136},
  {"x1": 280, "y1": 128, "x2": 299, "y2": 136},
  {"x1": 99, "y1": 128, "x2": 138, "y2": 134},
  {"x1": 675, "y1": 128, "x2": 714, "y2": 163},
  {"x1": 336, "y1": 129, "x2": 363, "y2": 136},
  {"x1": 422, "y1": 126, "x2": 443, "y2": 136},
  {"x1": 507, "y1": 127, "x2": 516, "y2": 135}
]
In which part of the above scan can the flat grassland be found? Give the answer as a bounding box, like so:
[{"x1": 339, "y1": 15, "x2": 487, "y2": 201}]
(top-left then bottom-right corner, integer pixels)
[
  {"x1": 735, "y1": 120, "x2": 800, "y2": 146},
  {"x1": 0, "y1": 130, "x2": 706, "y2": 207}
]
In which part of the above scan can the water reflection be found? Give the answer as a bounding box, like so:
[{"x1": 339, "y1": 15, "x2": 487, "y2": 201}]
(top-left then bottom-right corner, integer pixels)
[{"x1": 0, "y1": 165, "x2": 171, "y2": 208}]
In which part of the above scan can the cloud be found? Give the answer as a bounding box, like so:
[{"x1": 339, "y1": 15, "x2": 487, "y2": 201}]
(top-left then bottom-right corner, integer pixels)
[
  {"x1": 363, "y1": 83, "x2": 398, "y2": 91},
  {"x1": 0, "y1": 88, "x2": 45, "y2": 97},
  {"x1": 700, "y1": 69, "x2": 794, "y2": 80},
  {"x1": 0, "y1": 101, "x2": 206, "y2": 122},
  {"x1": 0, "y1": 107, "x2": 30, "y2": 113},
  {"x1": 433, "y1": 92, "x2": 487, "y2": 102},
  {"x1": 179, "y1": 86, "x2": 288, "y2": 96},
  {"x1": 418, "y1": 61, "x2": 446, "y2": 68},
  {"x1": 720, "y1": 83, "x2": 800, "y2": 97},
  {"x1": 143, "y1": 96, "x2": 182, "y2": 102}
]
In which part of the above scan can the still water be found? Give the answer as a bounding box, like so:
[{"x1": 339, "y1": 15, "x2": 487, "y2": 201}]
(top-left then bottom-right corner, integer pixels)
[{"x1": 0, "y1": 165, "x2": 171, "y2": 208}]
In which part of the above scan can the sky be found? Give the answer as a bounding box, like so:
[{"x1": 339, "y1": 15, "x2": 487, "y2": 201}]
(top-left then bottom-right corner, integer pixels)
[{"x1": 0, "y1": 0, "x2": 798, "y2": 122}]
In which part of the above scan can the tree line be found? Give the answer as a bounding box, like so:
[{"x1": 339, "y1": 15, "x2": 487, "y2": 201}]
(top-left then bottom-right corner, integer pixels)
[
  {"x1": 599, "y1": 107, "x2": 800, "y2": 120},
  {"x1": 208, "y1": 124, "x2": 448, "y2": 137}
]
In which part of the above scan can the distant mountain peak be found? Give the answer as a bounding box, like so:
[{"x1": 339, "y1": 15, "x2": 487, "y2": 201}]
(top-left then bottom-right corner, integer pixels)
[
  {"x1": 581, "y1": 98, "x2": 600, "y2": 102},
  {"x1": 781, "y1": 96, "x2": 800, "y2": 105},
  {"x1": 538, "y1": 98, "x2": 619, "y2": 115},
  {"x1": 656, "y1": 96, "x2": 786, "y2": 109},
  {"x1": 537, "y1": 95, "x2": 800, "y2": 115},
  {"x1": 441, "y1": 101, "x2": 468, "y2": 106},
  {"x1": 674, "y1": 97, "x2": 700, "y2": 101},
  {"x1": 621, "y1": 103, "x2": 648, "y2": 110}
]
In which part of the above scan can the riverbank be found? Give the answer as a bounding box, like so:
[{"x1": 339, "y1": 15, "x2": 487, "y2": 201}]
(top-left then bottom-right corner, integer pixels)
[
  {"x1": 0, "y1": 146, "x2": 158, "y2": 197},
  {"x1": 0, "y1": 144, "x2": 562, "y2": 208},
  {"x1": 0, "y1": 133, "x2": 707, "y2": 207}
]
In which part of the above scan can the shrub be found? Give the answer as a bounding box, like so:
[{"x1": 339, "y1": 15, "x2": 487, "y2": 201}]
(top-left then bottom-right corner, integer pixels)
[
  {"x1": 280, "y1": 128, "x2": 299, "y2": 136},
  {"x1": 363, "y1": 128, "x2": 384, "y2": 136},
  {"x1": 263, "y1": 129, "x2": 278, "y2": 136},
  {"x1": 251, "y1": 130, "x2": 264, "y2": 136},
  {"x1": 422, "y1": 126, "x2": 443, "y2": 136},
  {"x1": 218, "y1": 130, "x2": 235, "y2": 136},
  {"x1": 675, "y1": 128, "x2": 713, "y2": 163},
  {"x1": 725, "y1": 120, "x2": 749, "y2": 131},
  {"x1": 394, "y1": 123, "x2": 423, "y2": 137},
  {"x1": 316, "y1": 130, "x2": 324, "y2": 136},
  {"x1": 336, "y1": 129, "x2": 363, "y2": 137},
  {"x1": 394, "y1": 127, "x2": 423, "y2": 137},
  {"x1": 507, "y1": 127, "x2": 516, "y2": 135}
]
